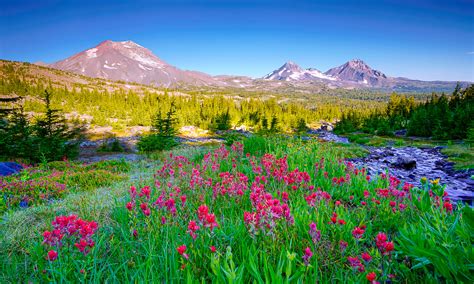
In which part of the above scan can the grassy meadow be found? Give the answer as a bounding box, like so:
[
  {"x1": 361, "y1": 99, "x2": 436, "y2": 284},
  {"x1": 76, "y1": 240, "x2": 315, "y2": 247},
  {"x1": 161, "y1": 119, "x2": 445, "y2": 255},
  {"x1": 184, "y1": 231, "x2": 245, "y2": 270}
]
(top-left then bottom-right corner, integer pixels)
[{"x1": 1, "y1": 136, "x2": 472, "y2": 283}]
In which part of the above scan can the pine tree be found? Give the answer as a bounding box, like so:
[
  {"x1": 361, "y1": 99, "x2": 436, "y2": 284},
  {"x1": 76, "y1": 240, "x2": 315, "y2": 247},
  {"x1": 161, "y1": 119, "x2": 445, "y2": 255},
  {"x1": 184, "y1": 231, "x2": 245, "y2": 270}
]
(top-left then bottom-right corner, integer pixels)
[
  {"x1": 33, "y1": 90, "x2": 83, "y2": 161},
  {"x1": 138, "y1": 101, "x2": 179, "y2": 152},
  {"x1": 295, "y1": 118, "x2": 309, "y2": 134},
  {"x1": 269, "y1": 115, "x2": 280, "y2": 133}
]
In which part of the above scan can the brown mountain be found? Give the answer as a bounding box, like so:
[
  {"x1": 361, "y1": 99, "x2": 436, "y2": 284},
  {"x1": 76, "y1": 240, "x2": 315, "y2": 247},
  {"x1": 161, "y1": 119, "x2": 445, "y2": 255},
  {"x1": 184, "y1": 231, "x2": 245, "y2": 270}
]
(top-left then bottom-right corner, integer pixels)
[{"x1": 50, "y1": 40, "x2": 221, "y2": 87}]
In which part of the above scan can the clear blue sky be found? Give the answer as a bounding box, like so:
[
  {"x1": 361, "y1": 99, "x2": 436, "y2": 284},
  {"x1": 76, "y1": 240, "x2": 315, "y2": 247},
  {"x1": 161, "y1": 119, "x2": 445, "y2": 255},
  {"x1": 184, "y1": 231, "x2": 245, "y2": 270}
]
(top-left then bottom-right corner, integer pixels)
[{"x1": 0, "y1": 0, "x2": 473, "y2": 81}]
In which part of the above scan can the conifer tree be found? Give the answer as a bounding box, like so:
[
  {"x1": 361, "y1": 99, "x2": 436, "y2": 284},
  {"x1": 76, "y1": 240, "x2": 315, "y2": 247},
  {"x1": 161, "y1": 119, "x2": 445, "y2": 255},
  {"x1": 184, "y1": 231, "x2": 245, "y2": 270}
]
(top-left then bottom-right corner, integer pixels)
[{"x1": 33, "y1": 90, "x2": 83, "y2": 161}]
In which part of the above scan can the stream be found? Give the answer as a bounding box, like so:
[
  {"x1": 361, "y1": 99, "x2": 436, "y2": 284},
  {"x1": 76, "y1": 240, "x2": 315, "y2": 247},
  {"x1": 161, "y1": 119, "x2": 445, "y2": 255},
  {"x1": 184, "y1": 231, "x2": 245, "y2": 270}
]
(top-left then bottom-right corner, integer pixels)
[{"x1": 310, "y1": 130, "x2": 474, "y2": 204}]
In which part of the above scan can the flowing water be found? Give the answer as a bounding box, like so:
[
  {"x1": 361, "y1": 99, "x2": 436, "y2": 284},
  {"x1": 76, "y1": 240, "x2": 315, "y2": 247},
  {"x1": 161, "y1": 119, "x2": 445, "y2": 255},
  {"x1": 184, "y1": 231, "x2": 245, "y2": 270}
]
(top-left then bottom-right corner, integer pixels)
[{"x1": 311, "y1": 131, "x2": 474, "y2": 204}]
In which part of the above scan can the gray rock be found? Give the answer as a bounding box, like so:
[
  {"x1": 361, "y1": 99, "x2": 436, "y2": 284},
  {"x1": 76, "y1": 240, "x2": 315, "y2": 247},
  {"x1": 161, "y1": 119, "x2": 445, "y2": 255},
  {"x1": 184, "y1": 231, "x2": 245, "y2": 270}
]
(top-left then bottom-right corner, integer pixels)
[{"x1": 393, "y1": 156, "x2": 417, "y2": 170}]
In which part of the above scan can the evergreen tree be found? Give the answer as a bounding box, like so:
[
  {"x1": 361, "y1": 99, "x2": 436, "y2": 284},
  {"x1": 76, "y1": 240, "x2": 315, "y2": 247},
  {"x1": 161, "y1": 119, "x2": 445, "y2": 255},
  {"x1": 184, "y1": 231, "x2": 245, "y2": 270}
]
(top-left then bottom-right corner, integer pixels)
[
  {"x1": 33, "y1": 90, "x2": 83, "y2": 161},
  {"x1": 269, "y1": 115, "x2": 280, "y2": 133},
  {"x1": 212, "y1": 109, "x2": 232, "y2": 131},
  {"x1": 138, "y1": 101, "x2": 179, "y2": 152},
  {"x1": 295, "y1": 118, "x2": 309, "y2": 134}
]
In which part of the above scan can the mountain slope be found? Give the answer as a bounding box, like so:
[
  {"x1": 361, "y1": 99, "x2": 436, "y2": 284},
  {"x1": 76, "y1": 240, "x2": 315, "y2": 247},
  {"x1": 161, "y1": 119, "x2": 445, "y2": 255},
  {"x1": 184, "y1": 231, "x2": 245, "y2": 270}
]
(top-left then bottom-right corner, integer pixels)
[
  {"x1": 324, "y1": 59, "x2": 387, "y2": 86},
  {"x1": 264, "y1": 61, "x2": 336, "y2": 82},
  {"x1": 263, "y1": 59, "x2": 470, "y2": 92},
  {"x1": 50, "y1": 40, "x2": 220, "y2": 87}
]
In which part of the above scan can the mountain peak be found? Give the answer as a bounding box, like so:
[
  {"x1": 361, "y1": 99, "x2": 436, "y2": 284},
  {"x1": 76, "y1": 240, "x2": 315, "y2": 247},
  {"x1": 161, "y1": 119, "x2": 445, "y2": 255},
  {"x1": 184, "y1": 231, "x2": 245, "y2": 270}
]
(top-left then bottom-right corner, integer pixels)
[
  {"x1": 50, "y1": 40, "x2": 217, "y2": 87},
  {"x1": 346, "y1": 59, "x2": 371, "y2": 69},
  {"x1": 325, "y1": 59, "x2": 387, "y2": 86},
  {"x1": 264, "y1": 61, "x2": 336, "y2": 82},
  {"x1": 348, "y1": 58, "x2": 365, "y2": 63},
  {"x1": 283, "y1": 60, "x2": 298, "y2": 67},
  {"x1": 281, "y1": 61, "x2": 303, "y2": 72}
]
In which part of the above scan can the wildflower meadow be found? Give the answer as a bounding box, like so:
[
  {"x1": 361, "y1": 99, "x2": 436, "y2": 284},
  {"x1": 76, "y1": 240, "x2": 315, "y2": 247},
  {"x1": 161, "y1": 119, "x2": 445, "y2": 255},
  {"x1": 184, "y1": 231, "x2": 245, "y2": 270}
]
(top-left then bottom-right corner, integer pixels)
[{"x1": 1, "y1": 137, "x2": 473, "y2": 283}]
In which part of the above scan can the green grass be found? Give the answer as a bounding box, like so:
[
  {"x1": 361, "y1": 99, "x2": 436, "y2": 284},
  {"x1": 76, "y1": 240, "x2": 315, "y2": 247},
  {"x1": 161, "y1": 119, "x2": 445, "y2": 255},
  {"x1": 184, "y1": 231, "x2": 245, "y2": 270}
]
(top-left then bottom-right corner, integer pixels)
[
  {"x1": 441, "y1": 144, "x2": 474, "y2": 170},
  {"x1": 1, "y1": 138, "x2": 472, "y2": 283}
]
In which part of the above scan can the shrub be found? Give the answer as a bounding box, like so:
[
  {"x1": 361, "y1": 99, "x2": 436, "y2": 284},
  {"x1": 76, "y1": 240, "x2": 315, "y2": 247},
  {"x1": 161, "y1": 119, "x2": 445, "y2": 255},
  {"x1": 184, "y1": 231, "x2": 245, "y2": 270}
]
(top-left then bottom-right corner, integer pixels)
[
  {"x1": 138, "y1": 101, "x2": 179, "y2": 152},
  {"x1": 97, "y1": 137, "x2": 124, "y2": 153},
  {"x1": 137, "y1": 135, "x2": 178, "y2": 152}
]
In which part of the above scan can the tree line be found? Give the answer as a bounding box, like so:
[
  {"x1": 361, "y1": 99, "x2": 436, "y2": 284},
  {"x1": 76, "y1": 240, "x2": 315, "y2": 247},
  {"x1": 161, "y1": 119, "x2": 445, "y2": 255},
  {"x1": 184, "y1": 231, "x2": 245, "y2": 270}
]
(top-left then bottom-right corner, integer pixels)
[{"x1": 335, "y1": 84, "x2": 474, "y2": 140}]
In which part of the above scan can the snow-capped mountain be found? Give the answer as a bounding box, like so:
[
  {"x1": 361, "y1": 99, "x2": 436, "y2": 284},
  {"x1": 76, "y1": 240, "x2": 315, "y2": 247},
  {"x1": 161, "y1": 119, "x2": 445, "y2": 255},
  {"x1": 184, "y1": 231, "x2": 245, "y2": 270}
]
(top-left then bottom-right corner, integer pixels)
[
  {"x1": 50, "y1": 40, "x2": 220, "y2": 87},
  {"x1": 264, "y1": 61, "x2": 336, "y2": 82},
  {"x1": 324, "y1": 59, "x2": 387, "y2": 86},
  {"x1": 262, "y1": 59, "x2": 469, "y2": 91},
  {"x1": 46, "y1": 40, "x2": 470, "y2": 92}
]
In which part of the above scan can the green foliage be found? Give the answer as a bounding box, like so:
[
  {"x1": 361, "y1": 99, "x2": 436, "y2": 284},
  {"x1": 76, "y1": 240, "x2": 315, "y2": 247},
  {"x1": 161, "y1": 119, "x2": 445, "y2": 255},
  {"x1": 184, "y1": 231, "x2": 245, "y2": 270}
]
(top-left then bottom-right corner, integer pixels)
[
  {"x1": 0, "y1": 90, "x2": 84, "y2": 162},
  {"x1": 211, "y1": 110, "x2": 232, "y2": 131},
  {"x1": 397, "y1": 206, "x2": 474, "y2": 282},
  {"x1": 294, "y1": 118, "x2": 309, "y2": 134},
  {"x1": 138, "y1": 102, "x2": 179, "y2": 152},
  {"x1": 1, "y1": 137, "x2": 472, "y2": 282},
  {"x1": 97, "y1": 137, "x2": 124, "y2": 153},
  {"x1": 407, "y1": 85, "x2": 474, "y2": 139},
  {"x1": 242, "y1": 135, "x2": 268, "y2": 155},
  {"x1": 336, "y1": 84, "x2": 474, "y2": 140},
  {"x1": 441, "y1": 144, "x2": 474, "y2": 170},
  {"x1": 222, "y1": 131, "x2": 245, "y2": 146},
  {"x1": 137, "y1": 134, "x2": 178, "y2": 152},
  {"x1": 33, "y1": 91, "x2": 84, "y2": 161}
]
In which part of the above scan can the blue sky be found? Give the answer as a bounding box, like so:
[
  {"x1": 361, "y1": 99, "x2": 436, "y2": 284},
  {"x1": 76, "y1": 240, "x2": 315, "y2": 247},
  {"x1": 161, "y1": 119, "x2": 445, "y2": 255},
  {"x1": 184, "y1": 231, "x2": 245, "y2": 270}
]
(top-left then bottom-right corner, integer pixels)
[{"x1": 1, "y1": 0, "x2": 473, "y2": 81}]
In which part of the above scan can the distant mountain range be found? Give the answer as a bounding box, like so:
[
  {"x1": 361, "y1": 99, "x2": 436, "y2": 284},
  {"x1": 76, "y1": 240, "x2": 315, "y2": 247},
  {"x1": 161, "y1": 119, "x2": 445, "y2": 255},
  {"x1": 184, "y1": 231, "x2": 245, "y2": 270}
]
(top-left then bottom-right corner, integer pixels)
[
  {"x1": 44, "y1": 40, "x2": 470, "y2": 92},
  {"x1": 263, "y1": 60, "x2": 472, "y2": 91}
]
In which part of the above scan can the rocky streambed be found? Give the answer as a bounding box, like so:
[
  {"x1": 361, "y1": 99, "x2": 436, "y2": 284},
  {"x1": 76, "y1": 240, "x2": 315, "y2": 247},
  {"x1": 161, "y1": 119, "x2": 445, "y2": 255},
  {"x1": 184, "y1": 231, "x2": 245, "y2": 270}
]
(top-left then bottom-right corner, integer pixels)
[{"x1": 312, "y1": 131, "x2": 474, "y2": 204}]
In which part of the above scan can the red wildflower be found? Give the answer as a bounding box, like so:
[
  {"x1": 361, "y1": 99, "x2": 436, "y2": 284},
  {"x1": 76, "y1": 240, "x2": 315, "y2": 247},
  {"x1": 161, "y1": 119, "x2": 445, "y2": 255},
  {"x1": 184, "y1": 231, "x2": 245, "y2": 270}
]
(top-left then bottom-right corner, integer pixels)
[
  {"x1": 198, "y1": 205, "x2": 209, "y2": 221},
  {"x1": 210, "y1": 246, "x2": 216, "y2": 253},
  {"x1": 384, "y1": 241, "x2": 394, "y2": 253},
  {"x1": 376, "y1": 232, "x2": 387, "y2": 244},
  {"x1": 177, "y1": 245, "x2": 189, "y2": 260},
  {"x1": 177, "y1": 245, "x2": 186, "y2": 255},
  {"x1": 352, "y1": 226, "x2": 365, "y2": 239},
  {"x1": 443, "y1": 201, "x2": 453, "y2": 213},
  {"x1": 47, "y1": 250, "x2": 58, "y2": 261},
  {"x1": 302, "y1": 247, "x2": 313, "y2": 266},
  {"x1": 139, "y1": 186, "x2": 151, "y2": 199},
  {"x1": 361, "y1": 252, "x2": 372, "y2": 262},
  {"x1": 366, "y1": 272, "x2": 376, "y2": 281}
]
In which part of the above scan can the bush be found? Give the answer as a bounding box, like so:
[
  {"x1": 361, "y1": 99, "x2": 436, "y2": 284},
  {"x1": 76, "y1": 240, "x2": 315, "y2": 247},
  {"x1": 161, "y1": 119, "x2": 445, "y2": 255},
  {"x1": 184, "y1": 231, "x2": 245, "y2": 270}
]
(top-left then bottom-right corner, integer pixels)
[
  {"x1": 137, "y1": 135, "x2": 178, "y2": 152},
  {"x1": 98, "y1": 137, "x2": 124, "y2": 153},
  {"x1": 223, "y1": 132, "x2": 245, "y2": 146}
]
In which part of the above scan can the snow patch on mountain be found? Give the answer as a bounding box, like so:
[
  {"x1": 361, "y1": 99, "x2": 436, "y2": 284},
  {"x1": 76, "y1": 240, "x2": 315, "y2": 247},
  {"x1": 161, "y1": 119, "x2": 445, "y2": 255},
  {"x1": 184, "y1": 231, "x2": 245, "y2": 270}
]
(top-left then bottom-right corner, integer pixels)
[
  {"x1": 264, "y1": 61, "x2": 337, "y2": 82},
  {"x1": 86, "y1": 48, "x2": 98, "y2": 58}
]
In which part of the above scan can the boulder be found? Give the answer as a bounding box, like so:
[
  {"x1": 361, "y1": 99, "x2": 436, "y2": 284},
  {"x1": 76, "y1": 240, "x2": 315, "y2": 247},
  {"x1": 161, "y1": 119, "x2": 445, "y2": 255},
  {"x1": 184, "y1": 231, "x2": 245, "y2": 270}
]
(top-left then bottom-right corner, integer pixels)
[
  {"x1": 393, "y1": 156, "x2": 417, "y2": 170},
  {"x1": 394, "y1": 129, "x2": 407, "y2": 136},
  {"x1": 0, "y1": 162, "x2": 23, "y2": 176}
]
